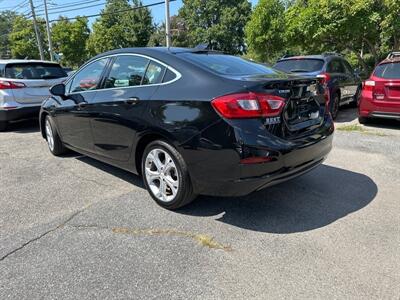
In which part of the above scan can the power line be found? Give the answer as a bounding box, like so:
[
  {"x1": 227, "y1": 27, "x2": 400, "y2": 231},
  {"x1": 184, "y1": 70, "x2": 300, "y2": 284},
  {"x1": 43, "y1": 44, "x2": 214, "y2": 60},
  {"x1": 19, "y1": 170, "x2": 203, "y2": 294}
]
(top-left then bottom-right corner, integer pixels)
[
  {"x1": 36, "y1": 2, "x2": 107, "y2": 16},
  {"x1": 35, "y1": 0, "x2": 103, "y2": 13},
  {"x1": 45, "y1": 0, "x2": 176, "y2": 23}
]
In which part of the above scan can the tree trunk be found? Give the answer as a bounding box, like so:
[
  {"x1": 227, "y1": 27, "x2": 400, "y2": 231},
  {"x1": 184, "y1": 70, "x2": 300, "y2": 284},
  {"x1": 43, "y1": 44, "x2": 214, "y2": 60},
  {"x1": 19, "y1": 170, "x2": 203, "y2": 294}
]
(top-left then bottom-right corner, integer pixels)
[{"x1": 363, "y1": 38, "x2": 379, "y2": 66}]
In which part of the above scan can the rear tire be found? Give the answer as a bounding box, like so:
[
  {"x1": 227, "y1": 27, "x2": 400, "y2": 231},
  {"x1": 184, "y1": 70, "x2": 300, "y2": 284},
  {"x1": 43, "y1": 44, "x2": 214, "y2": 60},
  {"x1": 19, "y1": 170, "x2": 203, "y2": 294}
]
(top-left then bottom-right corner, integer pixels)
[
  {"x1": 142, "y1": 140, "x2": 197, "y2": 210},
  {"x1": 351, "y1": 86, "x2": 362, "y2": 107},
  {"x1": 358, "y1": 116, "x2": 370, "y2": 124},
  {"x1": 330, "y1": 93, "x2": 340, "y2": 120},
  {"x1": 45, "y1": 115, "x2": 67, "y2": 156},
  {"x1": 0, "y1": 121, "x2": 7, "y2": 132}
]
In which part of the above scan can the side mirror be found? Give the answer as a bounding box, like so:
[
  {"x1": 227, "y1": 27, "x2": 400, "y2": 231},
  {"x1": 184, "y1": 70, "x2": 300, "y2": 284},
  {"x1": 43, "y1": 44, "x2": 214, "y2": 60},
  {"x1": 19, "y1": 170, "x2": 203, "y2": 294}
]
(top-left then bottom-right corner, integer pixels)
[{"x1": 50, "y1": 83, "x2": 65, "y2": 97}]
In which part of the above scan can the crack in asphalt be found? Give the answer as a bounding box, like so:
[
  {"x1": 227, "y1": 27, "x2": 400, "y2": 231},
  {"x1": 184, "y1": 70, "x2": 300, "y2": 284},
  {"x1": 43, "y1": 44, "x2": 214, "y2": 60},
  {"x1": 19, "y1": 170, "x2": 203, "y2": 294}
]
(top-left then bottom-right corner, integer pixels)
[
  {"x1": 0, "y1": 207, "x2": 89, "y2": 262},
  {"x1": 68, "y1": 224, "x2": 233, "y2": 251}
]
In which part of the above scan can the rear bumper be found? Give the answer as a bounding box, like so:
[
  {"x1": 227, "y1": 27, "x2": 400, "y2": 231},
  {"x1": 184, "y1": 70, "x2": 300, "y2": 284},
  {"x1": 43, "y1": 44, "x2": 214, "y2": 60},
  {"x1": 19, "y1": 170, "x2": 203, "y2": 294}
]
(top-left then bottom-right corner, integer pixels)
[
  {"x1": 359, "y1": 92, "x2": 400, "y2": 119},
  {"x1": 184, "y1": 115, "x2": 334, "y2": 197},
  {"x1": 0, "y1": 106, "x2": 41, "y2": 122}
]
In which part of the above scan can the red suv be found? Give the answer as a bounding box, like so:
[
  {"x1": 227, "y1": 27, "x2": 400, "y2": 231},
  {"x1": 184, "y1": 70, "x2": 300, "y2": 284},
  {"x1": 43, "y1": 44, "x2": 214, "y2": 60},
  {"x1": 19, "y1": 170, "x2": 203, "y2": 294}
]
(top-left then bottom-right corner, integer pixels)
[{"x1": 359, "y1": 52, "x2": 400, "y2": 123}]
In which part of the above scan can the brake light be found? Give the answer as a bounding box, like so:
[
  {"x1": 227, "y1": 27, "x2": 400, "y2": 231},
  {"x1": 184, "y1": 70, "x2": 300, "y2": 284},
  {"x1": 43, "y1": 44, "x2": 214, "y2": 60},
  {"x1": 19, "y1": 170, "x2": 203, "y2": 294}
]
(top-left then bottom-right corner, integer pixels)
[
  {"x1": 211, "y1": 92, "x2": 286, "y2": 119},
  {"x1": 0, "y1": 80, "x2": 26, "y2": 89},
  {"x1": 363, "y1": 80, "x2": 385, "y2": 100},
  {"x1": 317, "y1": 73, "x2": 331, "y2": 85}
]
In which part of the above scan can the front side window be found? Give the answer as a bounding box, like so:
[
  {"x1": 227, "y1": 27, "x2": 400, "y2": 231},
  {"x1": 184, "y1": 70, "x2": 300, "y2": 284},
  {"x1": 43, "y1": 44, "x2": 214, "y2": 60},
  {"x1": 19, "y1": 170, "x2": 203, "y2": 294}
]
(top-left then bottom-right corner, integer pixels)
[
  {"x1": 69, "y1": 58, "x2": 109, "y2": 93},
  {"x1": 104, "y1": 55, "x2": 149, "y2": 88},
  {"x1": 5, "y1": 63, "x2": 67, "y2": 79}
]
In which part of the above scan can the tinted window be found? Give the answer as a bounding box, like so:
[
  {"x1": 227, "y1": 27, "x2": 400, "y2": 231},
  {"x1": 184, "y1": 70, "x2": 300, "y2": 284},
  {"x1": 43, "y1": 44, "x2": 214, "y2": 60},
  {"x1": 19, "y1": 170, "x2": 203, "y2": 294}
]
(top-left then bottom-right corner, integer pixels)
[
  {"x1": 341, "y1": 60, "x2": 354, "y2": 75},
  {"x1": 5, "y1": 63, "x2": 67, "y2": 79},
  {"x1": 327, "y1": 59, "x2": 345, "y2": 73},
  {"x1": 69, "y1": 58, "x2": 108, "y2": 93},
  {"x1": 0, "y1": 64, "x2": 4, "y2": 77},
  {"x1": 163, "y1": 69, "x2": 177, "y2": 82},
  {"x1": 180, "y1": 53, "x2": 279, "y2": 76},
  {"x1": 274, "y1": 59, "x2": 324, "y2": 73},
  {"x1": 142, "y1": 61, "x2": 165, "y2": 85},
  {"x1": 374, "y1": 63, "x2": 400, "y2": 79},
  {"x1": 104, "y1": 55, "x2": 149, "y2": 89}
]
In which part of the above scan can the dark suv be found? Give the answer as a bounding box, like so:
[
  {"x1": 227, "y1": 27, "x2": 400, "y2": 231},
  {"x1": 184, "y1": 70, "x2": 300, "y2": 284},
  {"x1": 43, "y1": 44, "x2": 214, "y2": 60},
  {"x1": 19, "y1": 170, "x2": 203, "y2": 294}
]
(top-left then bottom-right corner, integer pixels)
[{"x1": 274, "y1": 54, "x2": 362, "y2": 119}]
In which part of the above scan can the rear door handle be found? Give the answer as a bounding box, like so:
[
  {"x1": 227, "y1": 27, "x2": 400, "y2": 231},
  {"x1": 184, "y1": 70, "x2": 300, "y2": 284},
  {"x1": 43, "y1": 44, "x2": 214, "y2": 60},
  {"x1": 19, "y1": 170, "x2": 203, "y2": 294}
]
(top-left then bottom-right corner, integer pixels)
[{"x1": 125, "y1": 97, "x2": 140, "y2": 105}]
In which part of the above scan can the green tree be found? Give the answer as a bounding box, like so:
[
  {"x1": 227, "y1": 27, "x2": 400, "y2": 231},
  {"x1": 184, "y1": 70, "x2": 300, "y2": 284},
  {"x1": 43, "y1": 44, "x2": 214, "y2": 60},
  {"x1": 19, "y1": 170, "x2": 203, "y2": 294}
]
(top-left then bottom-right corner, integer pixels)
[
  {"x1": 9, "y1": 15, "x2": 47, "y2": 59},
  {"x1": 177, "y1": 0, "x2": 252, "y2": 54},
  {"x1": 245, "y1": 0, "x2": 286, "y2": 62},
  {"x1": 52, "y1": 17, "x2": 90, "y2": 67},
  {"x1": 148, "y1": 16, "x2": 189, "y2": 47},
  {"x1": 284, "y1": 0, "x2": 397, "y2": 71},
  {"x1": 0, "y1": 11, "x2": 17, "y2": 58},
  {"x1": 87, "y1": 0, "x2": 153, "y2": 55}
]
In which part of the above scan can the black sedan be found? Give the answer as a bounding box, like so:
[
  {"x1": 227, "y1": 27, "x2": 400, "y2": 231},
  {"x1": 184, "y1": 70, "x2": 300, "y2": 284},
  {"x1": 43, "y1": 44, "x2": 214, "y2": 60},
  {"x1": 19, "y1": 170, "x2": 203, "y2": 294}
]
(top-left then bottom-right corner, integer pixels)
[{"x1": 40, "y1": 47, "x2": 334, "y2": 209}]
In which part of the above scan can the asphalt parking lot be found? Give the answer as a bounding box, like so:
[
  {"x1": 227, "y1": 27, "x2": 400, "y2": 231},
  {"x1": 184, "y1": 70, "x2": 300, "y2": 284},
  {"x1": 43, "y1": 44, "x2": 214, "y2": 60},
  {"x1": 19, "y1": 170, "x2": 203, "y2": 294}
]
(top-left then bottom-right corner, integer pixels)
[{"x1": 0, "y1": 107, "x2": 399, "y2": 299}]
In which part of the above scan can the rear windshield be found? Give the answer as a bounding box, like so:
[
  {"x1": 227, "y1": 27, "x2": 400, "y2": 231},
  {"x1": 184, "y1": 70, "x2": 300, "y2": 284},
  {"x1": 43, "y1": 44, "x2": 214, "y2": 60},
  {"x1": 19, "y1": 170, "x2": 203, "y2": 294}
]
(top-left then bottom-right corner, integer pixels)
[
  {"x1": 5, "y1": 63, "x2": 67, "y2": 80},
  {"x1": 374, "y1": 63, "x2": 400, "y2": 79},
  {"x1": 274, "y1": 59, "x2": 324, "y2": 73},
  {"x1": 179, "y1": 53, "x2": 279, "y2": 76}
]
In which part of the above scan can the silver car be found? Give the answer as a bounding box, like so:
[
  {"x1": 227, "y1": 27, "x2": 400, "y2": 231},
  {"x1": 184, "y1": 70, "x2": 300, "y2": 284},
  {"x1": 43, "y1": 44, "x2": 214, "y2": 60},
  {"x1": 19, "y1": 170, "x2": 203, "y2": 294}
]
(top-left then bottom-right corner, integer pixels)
[{"x1": 0, "y1": 60, "x2": 67, "y2": 131}]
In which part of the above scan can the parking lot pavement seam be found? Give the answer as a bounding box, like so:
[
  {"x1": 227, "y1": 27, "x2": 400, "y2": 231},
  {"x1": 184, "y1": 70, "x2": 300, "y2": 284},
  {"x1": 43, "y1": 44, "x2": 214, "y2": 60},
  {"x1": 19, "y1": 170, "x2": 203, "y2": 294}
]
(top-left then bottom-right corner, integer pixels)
[
  {"x1": 0, "y1": 204, "x2": 92, "y2": 262},
  {"x1": 66, "y1": 224, "x2": 233, "y2": 251}
]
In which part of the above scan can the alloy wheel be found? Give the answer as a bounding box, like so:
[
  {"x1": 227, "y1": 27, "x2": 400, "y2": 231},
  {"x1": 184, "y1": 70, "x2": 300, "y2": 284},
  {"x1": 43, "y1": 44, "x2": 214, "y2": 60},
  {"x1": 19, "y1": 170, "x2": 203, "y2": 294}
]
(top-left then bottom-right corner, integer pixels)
[
  {"x1": 45, "y1": 119, "x2": 55, "y2": 152},
  {"x1": 144, "y1": 148, "x2": 179, "y2": 203}
]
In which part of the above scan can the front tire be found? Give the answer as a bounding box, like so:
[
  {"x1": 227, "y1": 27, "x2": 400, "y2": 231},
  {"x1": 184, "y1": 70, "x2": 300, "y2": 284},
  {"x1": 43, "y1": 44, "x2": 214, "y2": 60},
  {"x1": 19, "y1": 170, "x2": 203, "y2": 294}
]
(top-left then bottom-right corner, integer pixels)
[
  {"x1": 45, "y1": 115, "x2": 67, "y2": 156},
  {"x1": 358, "y1": 116, "x2": 370, "y2": 124},
  {"x1": 142, "y1": 140, "x2": 196, "y2": 210}
]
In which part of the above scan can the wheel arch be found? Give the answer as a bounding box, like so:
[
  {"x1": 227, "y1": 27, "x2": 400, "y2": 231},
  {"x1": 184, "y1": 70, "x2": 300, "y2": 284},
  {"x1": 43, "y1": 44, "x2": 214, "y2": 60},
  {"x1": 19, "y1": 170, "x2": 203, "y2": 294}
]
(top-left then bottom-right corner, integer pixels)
[
  {"x1": 134, "y1": 132, "x2": 176, "y2": 175},
  {"x1": 40, "y1": 111, "x2": 49, "y2": 139}
]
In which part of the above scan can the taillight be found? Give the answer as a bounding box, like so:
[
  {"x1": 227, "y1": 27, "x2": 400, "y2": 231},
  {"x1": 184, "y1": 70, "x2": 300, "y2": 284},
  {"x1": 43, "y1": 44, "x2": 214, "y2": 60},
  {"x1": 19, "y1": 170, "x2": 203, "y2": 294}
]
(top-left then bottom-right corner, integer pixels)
[
  {"x1": 0, "y1": 80, "x2": 26, "y2": 90},
  {"x1": 317, "y1": 73, "x2": 331, "y2": 85},
  {"x1": 363, "y1": 80, "x2": 385, "y2": 100},
  {"x1": 211, "y1": 92, "x2": 286, "y2": 119}
]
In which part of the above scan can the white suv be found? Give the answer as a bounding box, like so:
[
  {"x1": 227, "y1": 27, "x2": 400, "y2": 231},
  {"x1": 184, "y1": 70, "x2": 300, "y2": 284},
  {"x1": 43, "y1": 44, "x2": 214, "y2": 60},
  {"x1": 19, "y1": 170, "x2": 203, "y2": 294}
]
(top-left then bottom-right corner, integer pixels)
[{"x1": 0, "y1": 60, "x2": 67, "y2": 131}]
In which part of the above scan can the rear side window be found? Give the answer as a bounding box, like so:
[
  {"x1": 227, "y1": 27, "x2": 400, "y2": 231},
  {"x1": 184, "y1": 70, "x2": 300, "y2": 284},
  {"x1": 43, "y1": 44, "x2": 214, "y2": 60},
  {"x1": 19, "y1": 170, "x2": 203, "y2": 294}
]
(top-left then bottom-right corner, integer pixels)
[
  {"x1": 374, "y1": 63, "x2": 400, "y2": 79},
  {"x1": 163, "y1": 69, "x2": 177, "y2": 82},
  {"x1": 180, "y1": 53, "x2": 279, "y2": 76},
  {"x1": 274, "y1": 59, "x2": 324, "y2": 73},
  {"x1": 327, "y1": 59, "x2": 345, "y2": 73},
  {"x1": 5, "y1": 63, "x2": 67, "y2": 79},
  {"x1": 142, "y1": 61, "x2": 166, "y2": 85},
  {"x1": 104, "y1": 55, "x2": 149, "y2": 88}
]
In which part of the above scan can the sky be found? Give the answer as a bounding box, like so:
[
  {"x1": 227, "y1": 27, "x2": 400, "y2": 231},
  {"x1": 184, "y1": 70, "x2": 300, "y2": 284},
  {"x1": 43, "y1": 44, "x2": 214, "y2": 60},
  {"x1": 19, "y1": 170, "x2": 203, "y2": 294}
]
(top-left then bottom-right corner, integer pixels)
[{"x1": 0, "y1": 0, "x2": 260, "y2": 25}]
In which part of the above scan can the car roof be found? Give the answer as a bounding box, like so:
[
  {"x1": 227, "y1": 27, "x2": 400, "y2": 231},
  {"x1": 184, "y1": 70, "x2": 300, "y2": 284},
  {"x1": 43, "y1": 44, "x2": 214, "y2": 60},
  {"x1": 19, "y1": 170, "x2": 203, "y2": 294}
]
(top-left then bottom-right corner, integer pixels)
[
  {"x1": 277, "y1": 54, "x2": 342, "y2": 62},
  {"x1": 0, "y1": 59, "x2": 59, "y2": 65},
  {"x1": 88, "y1": 47, "x2": 223, "y2": 62},
  {"x1": 378, "y1": 56, "x2": 400, "y2": 65}
]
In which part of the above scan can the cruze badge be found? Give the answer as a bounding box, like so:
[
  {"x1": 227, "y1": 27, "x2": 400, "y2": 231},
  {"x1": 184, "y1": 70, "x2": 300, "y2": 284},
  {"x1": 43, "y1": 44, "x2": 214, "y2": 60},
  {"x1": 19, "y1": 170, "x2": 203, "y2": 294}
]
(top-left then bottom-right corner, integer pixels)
[{"x1": 265, "y1": 116, "x2": 281, "y2": 125}]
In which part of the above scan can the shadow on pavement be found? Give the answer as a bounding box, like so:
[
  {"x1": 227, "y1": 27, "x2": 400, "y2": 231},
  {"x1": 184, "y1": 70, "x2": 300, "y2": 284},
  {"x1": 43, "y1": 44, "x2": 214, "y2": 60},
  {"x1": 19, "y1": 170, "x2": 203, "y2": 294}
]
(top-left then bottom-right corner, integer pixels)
[
  {"x1": 2, "y1": 119, "x2": 40, "y2": 133},
  {"x1": 335, "y1": 106, "x2": 358, "y2": 123},
  {"x1": 178, "y1": 165, "x2": 377, "y2": 233},
  {"x1": 76, "y1": 156, "x2": 144, "y2": 187}
]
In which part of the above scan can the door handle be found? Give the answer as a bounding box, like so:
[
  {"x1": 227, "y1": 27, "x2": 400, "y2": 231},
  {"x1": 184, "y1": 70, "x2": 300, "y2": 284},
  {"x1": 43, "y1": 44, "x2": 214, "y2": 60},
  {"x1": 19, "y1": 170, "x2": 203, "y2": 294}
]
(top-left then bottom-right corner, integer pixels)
[{"x1": 125, "y1": 97, "x2": 140, "y2": 105}]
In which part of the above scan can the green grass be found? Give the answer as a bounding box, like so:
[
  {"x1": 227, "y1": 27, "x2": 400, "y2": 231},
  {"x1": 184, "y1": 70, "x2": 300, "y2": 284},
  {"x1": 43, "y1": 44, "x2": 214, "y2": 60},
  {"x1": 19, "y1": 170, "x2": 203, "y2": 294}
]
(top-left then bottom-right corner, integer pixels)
[{"x1": 337, "y1": 124, "x2": 388, "y2": 136}]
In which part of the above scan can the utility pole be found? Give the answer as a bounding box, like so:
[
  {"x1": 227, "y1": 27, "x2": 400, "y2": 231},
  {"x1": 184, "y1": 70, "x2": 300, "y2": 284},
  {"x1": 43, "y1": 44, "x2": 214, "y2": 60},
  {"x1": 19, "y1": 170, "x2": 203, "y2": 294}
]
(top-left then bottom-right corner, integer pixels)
[
  {"x1": 43, "y1": 0, "x2": 54, "y2": 61},
  {"x1": 165, "y1": 0, "x2": 171, "y2": 48},
  {"x1": 29, "y1": 0, "x2": 45, "y2": 60}
]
